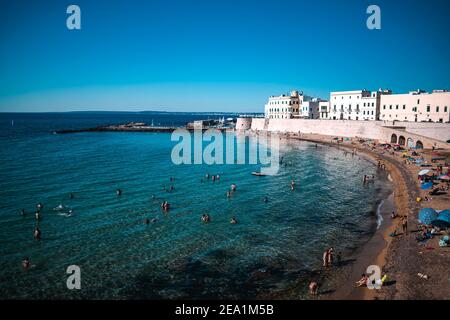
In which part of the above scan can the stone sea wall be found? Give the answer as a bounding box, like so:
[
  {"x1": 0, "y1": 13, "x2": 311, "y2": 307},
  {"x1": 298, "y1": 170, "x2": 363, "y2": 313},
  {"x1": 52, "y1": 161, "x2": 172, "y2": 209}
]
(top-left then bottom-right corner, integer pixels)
[{"x1": 235, "y1": 118, "x2": 450, "y2": 149}]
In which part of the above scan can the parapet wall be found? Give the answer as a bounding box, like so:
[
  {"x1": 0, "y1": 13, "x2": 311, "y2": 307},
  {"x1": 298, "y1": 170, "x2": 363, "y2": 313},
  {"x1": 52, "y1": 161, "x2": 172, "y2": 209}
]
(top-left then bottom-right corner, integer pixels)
[{"x1": 241, "y1": 118, "x2": 449, "y2": 149}]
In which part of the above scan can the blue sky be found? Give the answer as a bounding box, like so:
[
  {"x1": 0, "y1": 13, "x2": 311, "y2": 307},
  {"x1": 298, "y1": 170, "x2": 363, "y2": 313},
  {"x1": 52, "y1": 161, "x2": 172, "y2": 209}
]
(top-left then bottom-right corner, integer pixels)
[{"x1": 0, "y1": 0, "x2": 449, "y2": 112}]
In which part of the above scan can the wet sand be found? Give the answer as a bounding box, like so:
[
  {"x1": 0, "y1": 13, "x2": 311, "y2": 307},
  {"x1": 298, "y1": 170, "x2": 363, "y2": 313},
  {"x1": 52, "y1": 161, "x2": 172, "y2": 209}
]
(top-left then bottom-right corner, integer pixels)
[{"x1": 286, "y1": 133, "x2": 450, "y2": 300}]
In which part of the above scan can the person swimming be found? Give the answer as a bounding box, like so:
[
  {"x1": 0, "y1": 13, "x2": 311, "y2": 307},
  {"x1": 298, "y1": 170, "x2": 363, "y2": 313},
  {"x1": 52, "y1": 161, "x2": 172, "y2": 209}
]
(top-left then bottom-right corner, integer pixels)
[
  {"x1": 116, "y1": 189, "x2": 122, "y2": 196},
  {"x1": 144, "y1": 218, "x2": 150, "y2": 225},
  {"x1": 36, "y1": 203, "x2": 44, "y2": 211},
  {"x1": 230, "y1": 184, "x2": 237, "y2": 192},
  {"x1": 226, "y1": 191, "x2": 231, "y2": 198},
  {"x1": 69, "y1": 193, "x2": 74, "y2": 199},
  {"x1": 22, "y1": 257, "x2": 30, "y2": 270},
  {"x1": 34, "y1": 227, "x2": 41, "y2": 240},
  {"x1": 291, "y1": 179, "x2": 296, "y2": 191},
  {"x1": 201, "y1": 214, "x2": 211, "y2": 223},
  {"x1": 230, "y1": 217, "x2": 238, "y2": 224},
  {"x1": 35, "y1": 211, "x2": 41, "y2": 220},
  {"x1": 21, "y1": 209, "x2": 26, "y2": 216},
  {"x1": 263, "y1": 196, "x2": 268, "y2": 203}
]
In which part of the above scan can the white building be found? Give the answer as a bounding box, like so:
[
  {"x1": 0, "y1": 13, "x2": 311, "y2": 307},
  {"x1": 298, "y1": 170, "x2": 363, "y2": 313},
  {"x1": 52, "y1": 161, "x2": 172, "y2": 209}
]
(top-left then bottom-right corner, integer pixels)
[
  {"x1": 265, "y1": 91, "x2": 311, "y2": 119},
  {"x1": 328, "y1": 89, "x2": 391, "y2": 121},
  {"x1": 300, "y1": 98, "x2": 327, "y2": 119},
  {"x1": 319, "y1": 100, "x2": 330, "y2": 119},
  {"x1": 380, "y1": 90, "x2": 450, "y2": 123}
]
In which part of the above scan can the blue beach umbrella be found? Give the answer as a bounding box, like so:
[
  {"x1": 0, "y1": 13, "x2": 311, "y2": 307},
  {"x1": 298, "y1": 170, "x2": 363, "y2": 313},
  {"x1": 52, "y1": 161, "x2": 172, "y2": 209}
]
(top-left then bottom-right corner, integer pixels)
[
  {"x1": 418, "y1": 208, "x2": 438, "y2": 225},
  {"x1": 421, "y1": 182, "x2": 433, "y2": 190},
  {"x1": 431, "y1": 210, "x2": 450, "y2": 229}
]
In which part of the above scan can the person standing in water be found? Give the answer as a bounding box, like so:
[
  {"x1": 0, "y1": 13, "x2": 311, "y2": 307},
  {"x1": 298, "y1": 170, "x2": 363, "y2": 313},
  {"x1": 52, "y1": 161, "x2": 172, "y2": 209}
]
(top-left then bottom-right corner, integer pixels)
[
  {"x1": 21, "y1": 209, "x2": 26, "y2": 216},
  {"x1": 291, "y1": 179, "x2": 296, "y2": 191},
  {"x1": 116, "y1": 189, "x2": 122, "y2": 196},
  {"x1": 22, "y1": 257, "x2": 31, "y2": 270},
  {"x1": 34, "y1": 227, "x2": 41, "y2": 241}
]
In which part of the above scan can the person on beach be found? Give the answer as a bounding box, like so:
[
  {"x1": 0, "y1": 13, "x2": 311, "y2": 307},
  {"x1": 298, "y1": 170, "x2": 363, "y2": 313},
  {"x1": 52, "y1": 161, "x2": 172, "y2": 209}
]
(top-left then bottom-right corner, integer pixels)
[
  {"x1": 34, "y1": 227, "x2": 41, "y2": 241},
  {"x1": 391, "y1": 211, "x2": 398, "y2": 219},
  {"x1": 363, "y1": 175, "x2": 367, "y2": 184},
  {"x1": 309, "y1": 282, "x2": 319, "y2": 296},
  {"x1": 22, "y1": 257, "x2": 30, "y2": 270},
  {"x1": 402, "y1": 216, "x2": 408, "y2": 235},
  {"x1": 356, "y1": 274, "x2": 368, "y2": 287}
]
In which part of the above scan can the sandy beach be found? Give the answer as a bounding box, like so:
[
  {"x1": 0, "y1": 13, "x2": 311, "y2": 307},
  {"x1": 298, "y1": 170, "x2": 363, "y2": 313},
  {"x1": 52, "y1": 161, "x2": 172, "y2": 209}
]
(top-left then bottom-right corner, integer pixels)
[{"x1": 286, "y1": 132, "x2": 450, "y2": 300}]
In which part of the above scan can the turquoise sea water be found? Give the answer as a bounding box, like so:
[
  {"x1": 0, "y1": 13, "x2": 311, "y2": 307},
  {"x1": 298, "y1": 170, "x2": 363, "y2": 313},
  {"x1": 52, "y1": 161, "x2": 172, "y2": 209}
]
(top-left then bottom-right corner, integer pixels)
[{"x1": 0, "y1": 113, "x2": 389, "y2": 299}]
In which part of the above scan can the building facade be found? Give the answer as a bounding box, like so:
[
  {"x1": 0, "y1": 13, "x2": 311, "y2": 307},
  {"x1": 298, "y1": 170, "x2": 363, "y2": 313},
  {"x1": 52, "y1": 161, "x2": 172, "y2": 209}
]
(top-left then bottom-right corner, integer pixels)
[
  {"x1": 319, "y1": 100, "x2": 330, "y2": 119},
  {"x1": 328, "y1": 89, "x2": 391, "y2": 121},
  {"x1": 380, "y1": 90, "x2": 450, "y2": 123},
  {"x1": 264, "y1": 91, "x2": 311, "y2": 119}
]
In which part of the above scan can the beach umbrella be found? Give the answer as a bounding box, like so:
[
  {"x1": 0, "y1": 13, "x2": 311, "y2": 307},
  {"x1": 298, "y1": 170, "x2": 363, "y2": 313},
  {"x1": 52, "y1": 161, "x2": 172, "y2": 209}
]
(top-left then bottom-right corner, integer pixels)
[
  {"x1": 418, "y1": 208, "x2": 439, "y2": 225},
  {"x1": 418, "y1": 169, "x2": 430, "y2": 176},
  {"x1": 431, "y1": 210, "x2": 450, "y2": 228},
  {"x1": 421, "y1": 182, "x2": 433, "y2": 190},
  {"x1": 438, "y1": 174, "x2": 450, "y2": 181}
]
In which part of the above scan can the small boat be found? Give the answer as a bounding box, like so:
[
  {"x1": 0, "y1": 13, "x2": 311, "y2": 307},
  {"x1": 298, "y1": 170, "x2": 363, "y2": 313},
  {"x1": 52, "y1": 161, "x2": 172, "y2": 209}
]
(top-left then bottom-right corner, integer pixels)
[{"x1": 252, "y1": 172, "x2": 267, "y2": 176}]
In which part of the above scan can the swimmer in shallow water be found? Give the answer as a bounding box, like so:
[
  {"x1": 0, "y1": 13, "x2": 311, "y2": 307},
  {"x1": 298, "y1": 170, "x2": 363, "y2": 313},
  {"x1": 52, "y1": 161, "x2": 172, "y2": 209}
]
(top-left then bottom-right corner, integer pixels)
[
  {"x1": 116, "y1": 189, "x2": 122, "y2": 196},
  {"x1": 263, "y1": 196, "x2": 268, "y2": 203},
  {"x1": 22, "y1": 257, "x2": 30, "y2": 270},
  {"x1": 35, "y1": 211, "x2": 41, "y2": 220},
  {"x1": 21, "y1": 209, "x2": 26, "y2": 216},
  {"x1": 230, "y1": 217, "x2": 238, "y2": 224},
  {"x1": 34, "y1": 227, "x2": 41, "y2": 241}
]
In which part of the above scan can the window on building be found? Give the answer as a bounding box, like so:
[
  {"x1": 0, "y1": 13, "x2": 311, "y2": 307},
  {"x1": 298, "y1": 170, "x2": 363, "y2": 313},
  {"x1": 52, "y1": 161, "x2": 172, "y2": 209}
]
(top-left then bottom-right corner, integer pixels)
[
  {"x1": 389, "y1": 105, "x2": 392, "y2": 109},
  {"x1": 445, "y1": 106, "x2": 448, "y2": 112},
  {"x1": 436, "y1": 106, "x2": 439, "y2": 112},
  {"x1": 396, "y1": 105, "x2": 399, "y2": 109},
  {"x1": 417, "y1": 99, "x2": 420, "y2": 104},
  {"x1": 426, "y1": 106, "x2": 430, "y2": 112},
  {"x1": 383, "y1": 105, "x2": 386, "y2": 109},
  {"x1": 403, "y1": 105, "x2": 406, "y2": 109}
]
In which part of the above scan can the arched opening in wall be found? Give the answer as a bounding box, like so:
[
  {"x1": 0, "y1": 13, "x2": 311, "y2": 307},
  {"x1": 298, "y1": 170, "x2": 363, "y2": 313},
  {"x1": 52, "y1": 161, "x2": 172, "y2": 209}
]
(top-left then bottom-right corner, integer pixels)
[
  {"x1": 390, "y1": 134, "x2": 398, "y2": 144},
  {"x1": 398, "y1": 136, "x2": 406, "y2": 146},
  {"x1": 416, "y1": 141, "x2": 424, "y2": 149},
  {"x1": 407, "y1": 138, "x2": 414, "y2": 148}
]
